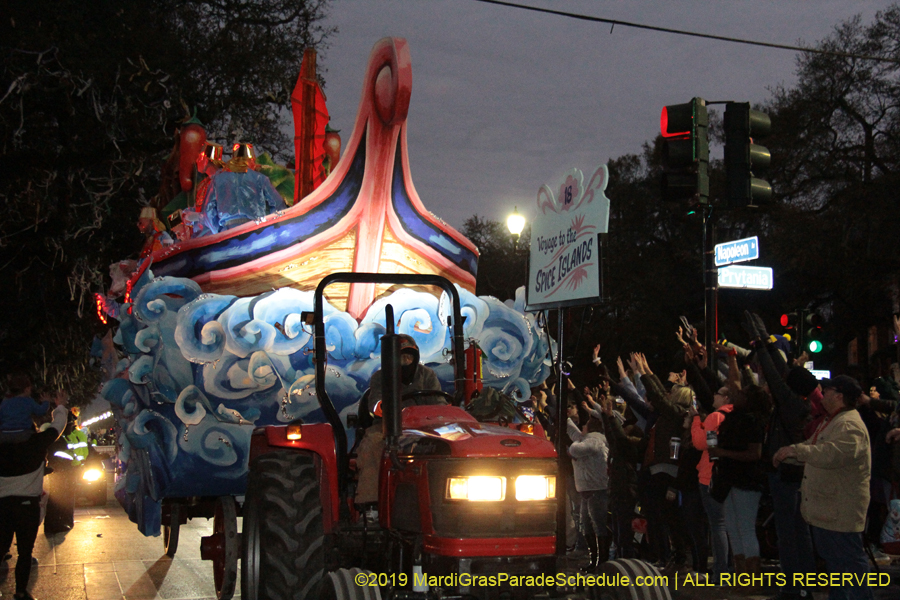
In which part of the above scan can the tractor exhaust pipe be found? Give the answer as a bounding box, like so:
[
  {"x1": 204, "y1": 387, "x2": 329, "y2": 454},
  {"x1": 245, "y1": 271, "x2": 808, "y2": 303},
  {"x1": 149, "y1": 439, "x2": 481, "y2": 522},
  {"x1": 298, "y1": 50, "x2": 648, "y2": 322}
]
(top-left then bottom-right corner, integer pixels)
[{"x1": 381, "y1": 304, "x2": 402, "y2": 443}]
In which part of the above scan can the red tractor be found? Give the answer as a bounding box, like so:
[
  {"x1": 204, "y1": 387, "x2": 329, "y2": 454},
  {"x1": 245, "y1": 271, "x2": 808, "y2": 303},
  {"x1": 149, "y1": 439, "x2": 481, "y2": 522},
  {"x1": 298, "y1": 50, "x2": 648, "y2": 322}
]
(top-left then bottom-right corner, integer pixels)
[{"x1": 239, "y1": 273, "x2": 559, "y2": 599}]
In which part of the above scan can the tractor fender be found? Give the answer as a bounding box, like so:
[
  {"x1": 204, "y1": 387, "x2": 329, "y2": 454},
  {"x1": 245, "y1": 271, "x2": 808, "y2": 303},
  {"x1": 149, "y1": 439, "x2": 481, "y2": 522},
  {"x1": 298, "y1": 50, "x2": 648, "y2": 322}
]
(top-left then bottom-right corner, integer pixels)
[{"x1": 248, "y1": 424, "x2": 339, "y2": 532}]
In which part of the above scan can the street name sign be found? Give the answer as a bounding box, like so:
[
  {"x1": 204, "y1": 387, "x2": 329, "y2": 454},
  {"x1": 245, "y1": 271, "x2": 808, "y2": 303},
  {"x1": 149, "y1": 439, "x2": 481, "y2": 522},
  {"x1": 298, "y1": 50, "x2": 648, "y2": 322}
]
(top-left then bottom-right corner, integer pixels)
[
  {"x1": 526, "y1": 165, "x2": 611, "y2": 311},
  {"x1": 714, "y1": 236, "x2": 759, "y2": 267},
  {"x1": 718, "y1": 265, "x2": 773, "y2": 290}
]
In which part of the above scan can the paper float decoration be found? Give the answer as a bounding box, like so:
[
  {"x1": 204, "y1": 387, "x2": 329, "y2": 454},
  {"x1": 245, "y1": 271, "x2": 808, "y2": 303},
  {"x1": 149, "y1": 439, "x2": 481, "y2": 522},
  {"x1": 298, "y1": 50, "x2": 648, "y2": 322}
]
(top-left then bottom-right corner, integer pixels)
[{"x1": 105, "y1": 38, "x2": 551, "y2": 536}]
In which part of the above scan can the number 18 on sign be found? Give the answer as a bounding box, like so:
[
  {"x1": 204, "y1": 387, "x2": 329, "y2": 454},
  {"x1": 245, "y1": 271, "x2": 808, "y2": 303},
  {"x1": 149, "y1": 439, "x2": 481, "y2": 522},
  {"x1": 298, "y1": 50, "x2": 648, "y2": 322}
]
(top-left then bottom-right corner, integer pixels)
[{"x1": 526, "y1": 165, "x2": 611, "y2": 311}]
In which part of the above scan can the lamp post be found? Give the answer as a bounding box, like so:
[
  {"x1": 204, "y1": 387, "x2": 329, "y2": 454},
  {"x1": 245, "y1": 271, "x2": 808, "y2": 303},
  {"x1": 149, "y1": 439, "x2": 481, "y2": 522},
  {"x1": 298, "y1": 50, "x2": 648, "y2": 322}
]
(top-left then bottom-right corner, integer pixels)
[
  {"x1": 506, "y1": 206, "x2": 527, "y2": 295},
  {"x1": 506, "y1": 206, "x2": 525, "y2": 247},
  {"x1": 504, "y1": 206, "x2": 528, "y2": 303}
]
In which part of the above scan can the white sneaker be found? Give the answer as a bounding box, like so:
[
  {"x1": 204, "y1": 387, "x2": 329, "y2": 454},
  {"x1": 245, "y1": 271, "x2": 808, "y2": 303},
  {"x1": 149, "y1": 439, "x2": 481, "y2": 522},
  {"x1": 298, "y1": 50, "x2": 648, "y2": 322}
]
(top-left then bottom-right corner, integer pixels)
[
  {"x1": 364, "y1": 507, "x2": 379, "y2": 523},
  {"x1": 870, "y1": 545, "x2": 892, "y2": 566}
]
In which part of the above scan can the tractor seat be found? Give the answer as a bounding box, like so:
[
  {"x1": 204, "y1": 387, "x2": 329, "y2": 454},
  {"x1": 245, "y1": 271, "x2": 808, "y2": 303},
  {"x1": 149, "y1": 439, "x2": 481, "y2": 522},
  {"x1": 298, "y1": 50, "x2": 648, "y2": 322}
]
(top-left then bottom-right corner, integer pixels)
[
  {"x1": 348, "y1": 389, "x2": 374, "y2": 457},
  {"x1": 356, "y1": 388, "x2": 375, "y2": 430}
]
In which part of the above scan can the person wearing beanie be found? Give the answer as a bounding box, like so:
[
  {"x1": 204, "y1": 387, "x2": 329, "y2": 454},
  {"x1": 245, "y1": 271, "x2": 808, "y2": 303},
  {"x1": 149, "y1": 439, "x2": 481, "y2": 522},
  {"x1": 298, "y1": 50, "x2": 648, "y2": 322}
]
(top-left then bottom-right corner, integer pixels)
[{"x1": 743, "y1": 311, "x2": 816, "y2": 600}]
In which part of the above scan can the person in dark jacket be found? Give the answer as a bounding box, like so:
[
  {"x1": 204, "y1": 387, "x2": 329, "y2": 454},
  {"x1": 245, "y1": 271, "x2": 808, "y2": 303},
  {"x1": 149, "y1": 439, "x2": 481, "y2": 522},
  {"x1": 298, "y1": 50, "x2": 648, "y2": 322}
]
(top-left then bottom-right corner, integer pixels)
[
  {"x1": 585, "y1": 391, "x2": 642, "y2": 560},
  {"x1": 856, "y1": 384, "x2": 898, "y2": 551},
  {"x1": 355, "y1": 334, "x2": 442, "y2": 510},
  {"x1": 710, "y1": 384, "x2": 768, "y2": 584},
  {"x1": 43, "y1": 414, "x2": 79, "y2": 535},
  {"x1": 744, "y1": 312, "x2": 816, "y2": 600},
  {"x1": 632, "y1": 352, "x2": 693, "y2": 572}
]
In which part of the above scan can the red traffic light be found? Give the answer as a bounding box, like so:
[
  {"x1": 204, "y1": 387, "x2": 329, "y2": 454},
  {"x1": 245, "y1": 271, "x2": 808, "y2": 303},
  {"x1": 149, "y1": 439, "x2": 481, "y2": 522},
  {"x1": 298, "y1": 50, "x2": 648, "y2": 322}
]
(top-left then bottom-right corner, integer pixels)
[
  {"x1": 780, "y1": 312, "x2": 799, "y2": 329},
  {"x1": 660, "y1": 104, "x2": 693, "y2": 138}
]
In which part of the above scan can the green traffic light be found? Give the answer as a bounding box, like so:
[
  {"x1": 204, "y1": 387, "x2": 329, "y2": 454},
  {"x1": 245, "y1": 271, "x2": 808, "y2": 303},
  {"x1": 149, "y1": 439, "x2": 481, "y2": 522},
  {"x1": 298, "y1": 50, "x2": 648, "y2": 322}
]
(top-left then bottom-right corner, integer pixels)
[{"x1": 808, "y1": 340, "x2": 823, "y2": 353}]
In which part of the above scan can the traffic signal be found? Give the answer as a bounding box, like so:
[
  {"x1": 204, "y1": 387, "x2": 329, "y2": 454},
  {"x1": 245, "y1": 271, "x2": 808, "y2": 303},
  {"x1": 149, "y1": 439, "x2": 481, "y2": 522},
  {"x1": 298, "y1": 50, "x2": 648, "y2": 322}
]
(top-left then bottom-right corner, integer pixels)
[
  {"x1": 780, "y1": 312, "x2": 799, "y2": 330},
  {"x1": 724, "y1": 102, "x2": 772, "y2": 208},
  {"x1": 805, "y1": 312, "x2": 823, "y2": 353},
  {"x1": 779, "y1": 311, "x2": 799, "y2": 349},
  {"x1": 660, "y1": 97, "x2": 709, "y2": 205}
]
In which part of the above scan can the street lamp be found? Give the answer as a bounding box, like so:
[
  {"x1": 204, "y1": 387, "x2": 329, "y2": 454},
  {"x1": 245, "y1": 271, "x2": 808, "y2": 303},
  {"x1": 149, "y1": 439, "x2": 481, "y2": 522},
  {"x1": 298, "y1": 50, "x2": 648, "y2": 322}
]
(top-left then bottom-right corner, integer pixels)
[{"x1": 507, "y1": 206, "x2": 525, "y2": 247}]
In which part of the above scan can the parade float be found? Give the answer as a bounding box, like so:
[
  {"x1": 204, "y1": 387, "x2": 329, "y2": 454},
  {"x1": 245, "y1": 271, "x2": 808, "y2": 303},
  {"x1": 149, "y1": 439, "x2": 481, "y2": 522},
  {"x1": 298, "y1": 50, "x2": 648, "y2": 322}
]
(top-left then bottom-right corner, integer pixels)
[{"x1": 98, "y1": 38, "x2": 553, "y2": 543}]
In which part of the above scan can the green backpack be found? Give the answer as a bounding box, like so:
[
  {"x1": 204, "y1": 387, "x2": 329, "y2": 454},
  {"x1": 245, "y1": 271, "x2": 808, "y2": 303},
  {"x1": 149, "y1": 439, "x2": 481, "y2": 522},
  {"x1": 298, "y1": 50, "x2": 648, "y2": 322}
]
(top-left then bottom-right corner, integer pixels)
[{"x1": 466, "y1": 387, "x2": 521, "y2": 422}]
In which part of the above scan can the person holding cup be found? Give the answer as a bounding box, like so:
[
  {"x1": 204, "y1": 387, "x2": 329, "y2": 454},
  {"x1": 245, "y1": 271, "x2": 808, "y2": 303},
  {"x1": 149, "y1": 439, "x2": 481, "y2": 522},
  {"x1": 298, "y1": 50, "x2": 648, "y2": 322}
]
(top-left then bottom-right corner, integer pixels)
[{"x1": 689, "y1": 385, "x2": 734, "y2": 579}]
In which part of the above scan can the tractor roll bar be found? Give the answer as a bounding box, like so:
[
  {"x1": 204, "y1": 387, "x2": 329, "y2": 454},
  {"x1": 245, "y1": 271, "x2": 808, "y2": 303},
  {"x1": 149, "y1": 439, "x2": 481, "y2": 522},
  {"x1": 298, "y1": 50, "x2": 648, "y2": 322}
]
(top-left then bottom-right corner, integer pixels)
[{"x1": 313, "y1": 273, "x2": 467, "y2": 490}]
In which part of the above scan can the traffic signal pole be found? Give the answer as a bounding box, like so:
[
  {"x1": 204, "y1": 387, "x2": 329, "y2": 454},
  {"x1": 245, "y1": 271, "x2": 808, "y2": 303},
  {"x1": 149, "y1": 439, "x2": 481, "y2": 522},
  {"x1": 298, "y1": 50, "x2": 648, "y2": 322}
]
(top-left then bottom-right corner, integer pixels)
[
  {"x1": 661, "y1": 98, "x2": 716, "y2": 355},
  {"x1": 662, "y1": 98, "x2": 773, "y2": 357},
  {"x1": 703, "y1": 207, "x2": 717, "y2": 360}
]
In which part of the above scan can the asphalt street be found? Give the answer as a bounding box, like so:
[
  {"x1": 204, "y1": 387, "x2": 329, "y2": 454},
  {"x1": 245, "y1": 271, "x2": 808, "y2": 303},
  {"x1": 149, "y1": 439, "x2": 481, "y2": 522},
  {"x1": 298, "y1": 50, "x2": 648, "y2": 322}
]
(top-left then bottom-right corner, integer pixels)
[{"x1": 1, "y1": 490, "x2": 898, "y2": 600}]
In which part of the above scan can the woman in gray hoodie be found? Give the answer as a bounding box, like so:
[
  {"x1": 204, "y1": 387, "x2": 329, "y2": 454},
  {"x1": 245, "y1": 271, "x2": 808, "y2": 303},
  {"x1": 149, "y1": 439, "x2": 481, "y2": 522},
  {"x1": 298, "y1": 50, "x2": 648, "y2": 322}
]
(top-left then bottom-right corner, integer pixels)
[{"x1": 568, "y1": 414, "x2": 610, "y2": 573}]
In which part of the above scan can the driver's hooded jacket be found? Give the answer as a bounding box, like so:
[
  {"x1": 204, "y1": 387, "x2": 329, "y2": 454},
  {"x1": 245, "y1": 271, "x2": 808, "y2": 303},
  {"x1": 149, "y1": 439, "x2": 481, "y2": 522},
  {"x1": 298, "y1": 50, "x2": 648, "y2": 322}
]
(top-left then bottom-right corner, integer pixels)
[{"x1": 370, "y1": 364, "x2": 443, "y2": 415}]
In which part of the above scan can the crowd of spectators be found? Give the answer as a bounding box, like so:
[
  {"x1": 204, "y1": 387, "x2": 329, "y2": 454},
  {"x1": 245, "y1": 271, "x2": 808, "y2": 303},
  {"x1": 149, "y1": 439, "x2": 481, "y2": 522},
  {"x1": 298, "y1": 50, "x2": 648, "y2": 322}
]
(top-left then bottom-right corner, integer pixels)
[{"x1": 525, "y1": 311, "x2": 900, "y2": 600}]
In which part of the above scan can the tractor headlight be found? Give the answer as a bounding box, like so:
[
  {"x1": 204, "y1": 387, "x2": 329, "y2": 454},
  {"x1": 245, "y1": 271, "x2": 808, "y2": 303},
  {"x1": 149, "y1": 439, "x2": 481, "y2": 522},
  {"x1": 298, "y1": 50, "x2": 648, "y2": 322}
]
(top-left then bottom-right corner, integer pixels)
[
  {"x1": 446, "y1": 476, "x2": 506, "y2": 501},
  {"x1": 514, "y1": 475, "x2": 556, "y2": 501},
  {"x1": 83, "y1": 468, "x2": 104, "y2": 482}
]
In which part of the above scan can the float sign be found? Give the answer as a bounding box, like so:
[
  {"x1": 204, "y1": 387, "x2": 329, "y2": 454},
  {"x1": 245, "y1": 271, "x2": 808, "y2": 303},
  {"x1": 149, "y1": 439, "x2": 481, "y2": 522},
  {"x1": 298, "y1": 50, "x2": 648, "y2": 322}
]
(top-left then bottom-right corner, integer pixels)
[
  {"x1": 714, "y1": 236, "x2": 759, "y2": 267},
  {"x1": 718, "y1": 265, "x2": 773, "y2": 290},
  {"x1": 526, "y1": 165, "x2": 611, "y2": 311}
]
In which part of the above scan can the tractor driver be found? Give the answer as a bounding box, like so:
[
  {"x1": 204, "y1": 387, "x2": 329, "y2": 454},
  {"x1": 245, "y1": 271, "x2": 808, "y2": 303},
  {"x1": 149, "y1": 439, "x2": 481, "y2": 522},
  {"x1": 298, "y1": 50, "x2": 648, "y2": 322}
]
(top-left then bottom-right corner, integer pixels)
[{"x1": 355, "y1": 334, "x2": 443, "y2": 509}]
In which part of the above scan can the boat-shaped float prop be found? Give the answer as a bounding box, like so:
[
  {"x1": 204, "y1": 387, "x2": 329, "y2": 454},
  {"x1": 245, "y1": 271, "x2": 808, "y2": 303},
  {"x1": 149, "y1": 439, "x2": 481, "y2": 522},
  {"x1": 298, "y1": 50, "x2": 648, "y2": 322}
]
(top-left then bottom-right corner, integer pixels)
[
  {"x1": 149, "y1": 38, "x2": 478, "y2": 316},
  {"x1": 100, "y1": 38, "x2": 552, "y2": 539}
]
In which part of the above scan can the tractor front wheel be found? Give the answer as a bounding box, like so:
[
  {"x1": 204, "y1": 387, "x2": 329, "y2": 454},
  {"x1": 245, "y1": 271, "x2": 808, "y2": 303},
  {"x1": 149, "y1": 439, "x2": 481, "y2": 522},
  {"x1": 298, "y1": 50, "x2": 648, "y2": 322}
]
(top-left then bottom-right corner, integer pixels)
[{"x1": 241, "y1": 451, "x2": 326, "y2": 600}]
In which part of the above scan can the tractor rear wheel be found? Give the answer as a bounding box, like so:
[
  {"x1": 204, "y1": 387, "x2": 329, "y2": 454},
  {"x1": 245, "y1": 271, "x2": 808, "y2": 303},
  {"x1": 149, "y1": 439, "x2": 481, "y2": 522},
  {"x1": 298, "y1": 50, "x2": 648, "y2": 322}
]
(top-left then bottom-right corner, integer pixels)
[
  {"x1": 591, "y1": 559, "x2": 672, "y2": 600},
  {"x1": 322, "y1": 568, "x2": 382, "y2": 600},
  {"x1": 241, "y1": 451, "x2": 325, "y2": 600}
]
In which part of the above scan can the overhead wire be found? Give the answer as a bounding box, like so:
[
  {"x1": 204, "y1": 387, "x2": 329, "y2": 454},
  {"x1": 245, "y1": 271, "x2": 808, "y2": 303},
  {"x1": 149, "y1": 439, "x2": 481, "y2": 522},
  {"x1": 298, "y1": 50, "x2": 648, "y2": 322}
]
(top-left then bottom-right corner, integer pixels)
[{"x1": 472, "y1": 0, "x2": 900, "y2": 65}]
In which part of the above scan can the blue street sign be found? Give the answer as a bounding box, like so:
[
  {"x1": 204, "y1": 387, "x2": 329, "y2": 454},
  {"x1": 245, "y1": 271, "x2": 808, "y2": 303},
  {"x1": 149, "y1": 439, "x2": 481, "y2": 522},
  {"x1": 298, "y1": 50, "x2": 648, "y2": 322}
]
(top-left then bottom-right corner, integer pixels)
[
  {"x1": 714, "y1": 236, "x2": 759, "y2": 267},
  {"x1": 718, "y1": 265, "x2": 773, "y2": 290}
]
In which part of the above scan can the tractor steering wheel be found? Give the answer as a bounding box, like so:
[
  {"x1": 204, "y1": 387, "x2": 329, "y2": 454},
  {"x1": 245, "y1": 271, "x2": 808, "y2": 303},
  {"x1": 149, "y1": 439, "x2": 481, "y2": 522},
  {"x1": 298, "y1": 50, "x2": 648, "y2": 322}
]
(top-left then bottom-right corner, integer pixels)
[{"x1": 401, "y1": 389, "x2": 457, "y2": 406}]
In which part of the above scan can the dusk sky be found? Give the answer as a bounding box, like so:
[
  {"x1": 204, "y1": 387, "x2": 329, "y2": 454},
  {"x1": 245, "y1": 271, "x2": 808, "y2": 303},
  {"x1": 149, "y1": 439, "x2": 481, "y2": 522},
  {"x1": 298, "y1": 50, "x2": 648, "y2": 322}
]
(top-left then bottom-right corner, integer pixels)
[{"x1": 317, "y1": 0, "x2": 896, "y2": 230}]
